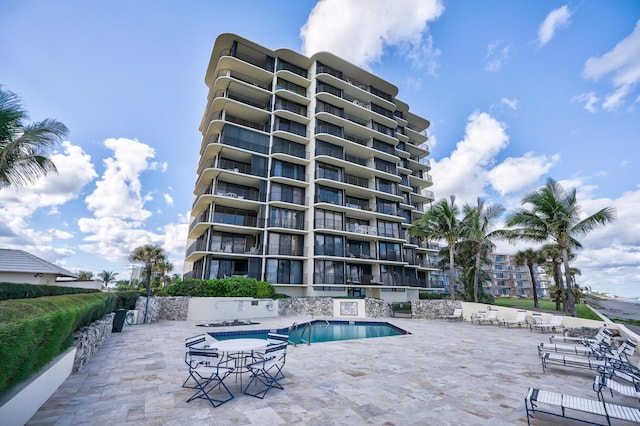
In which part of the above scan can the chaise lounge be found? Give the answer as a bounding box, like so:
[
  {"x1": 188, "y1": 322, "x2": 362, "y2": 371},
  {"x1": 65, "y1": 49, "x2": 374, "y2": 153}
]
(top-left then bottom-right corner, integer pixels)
[{"x1": 524, "y1": 387, "x2": 640, "y2": 425}]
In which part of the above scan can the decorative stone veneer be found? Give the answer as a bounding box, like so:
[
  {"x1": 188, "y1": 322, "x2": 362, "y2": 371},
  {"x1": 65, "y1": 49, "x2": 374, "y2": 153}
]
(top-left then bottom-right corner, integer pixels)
[
  {"x1": 134, "y1": 296, "x2": 189, "y2": 322},
  {"x1": 72, "y1": 313, "x2": 114, "y2": 372},
  {"x1": 564, "y1": 326, "x2": 601, "y2": 339},
  {"x1": 365, "y1": 298, "x2": 394, "y2": 317},
  {"x1": 277, "y1": 297, "x2": 334, "y2": 317},
  {"x1": 133, "y1": 296, "x2": 397, "y2": 320},
  {"x1": 411, "y1": 300, "x2": 461, "y2": 319}
]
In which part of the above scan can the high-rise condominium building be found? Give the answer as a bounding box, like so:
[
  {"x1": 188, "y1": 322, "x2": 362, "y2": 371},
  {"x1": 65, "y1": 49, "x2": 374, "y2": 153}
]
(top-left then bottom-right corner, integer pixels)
[{"x1": 184, "y1": 34, "x2": 437, "y2": 302}]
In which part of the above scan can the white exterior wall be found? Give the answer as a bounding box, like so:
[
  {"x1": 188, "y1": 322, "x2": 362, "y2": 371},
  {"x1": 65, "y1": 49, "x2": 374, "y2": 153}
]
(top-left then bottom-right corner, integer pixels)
[{"x1": 187, "y1": 297, "x2": 279, "y2": 321}]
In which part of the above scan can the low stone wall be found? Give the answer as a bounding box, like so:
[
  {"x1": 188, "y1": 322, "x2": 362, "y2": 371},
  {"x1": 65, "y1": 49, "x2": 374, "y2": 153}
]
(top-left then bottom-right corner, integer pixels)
[
  {"x1": 72, "y1": 313, "x2": 114, "y2": 372},
  {"x1": 411, "y1": 299, "x2": 461, "y2": 319},
  {"x1": 135, "y1": 296, "x2": 189, "y2": 322},
  {"x1": 278, "y1": 297, "x2": 334, "y2": 317},
  {"x1": 366, "y1": 298, "x2": 393, "y2": 317}
]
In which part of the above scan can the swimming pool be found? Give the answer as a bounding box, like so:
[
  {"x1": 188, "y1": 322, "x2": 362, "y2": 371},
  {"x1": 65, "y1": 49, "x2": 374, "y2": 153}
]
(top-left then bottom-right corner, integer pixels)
[{"x1": 208, "y1": 320, "x2": 409, "y2": 344}]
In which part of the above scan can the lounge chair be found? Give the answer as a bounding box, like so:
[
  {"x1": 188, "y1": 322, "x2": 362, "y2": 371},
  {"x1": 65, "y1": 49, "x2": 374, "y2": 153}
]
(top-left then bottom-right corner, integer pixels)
[
  {"x1": 537, "y1": 329, "x2": 614, "y2": 358},
  {"x1": 444, "y1": 308, "x2": 463, "y2": 321},
  {"x1": 474, "y1": 309, "x2": 499, "y2": 325},
  {"x1": 540, "y1": 339, "x2": 638, "y2": 373},
  {"x1": 549, "y1": 325, "x2": 611, "y2": 345},
  {"x1": 593, "y1": 366, "x2": 640, "y2": 403},
  {"x1": 500, "y1": 310, "x2": 527, "y2": 328},
  {"x1": 524, "y1": 387, "x2": 640, "y2": 425},
  {"x1": 530, "y1": 315, "x2": 564, "y2": 333}
]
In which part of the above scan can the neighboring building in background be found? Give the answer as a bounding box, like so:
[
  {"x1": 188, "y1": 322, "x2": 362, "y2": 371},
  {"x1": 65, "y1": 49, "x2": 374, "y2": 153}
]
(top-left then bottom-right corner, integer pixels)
[
  {"x1": 184, "y1": 33, "x2": 437, "y2": 302},
  {"x1": 0, "y1": 248, "x2": 86, "y2": 287},
  {"x1": 483, "y1": 253, "x2": 551, "y2": 298}
]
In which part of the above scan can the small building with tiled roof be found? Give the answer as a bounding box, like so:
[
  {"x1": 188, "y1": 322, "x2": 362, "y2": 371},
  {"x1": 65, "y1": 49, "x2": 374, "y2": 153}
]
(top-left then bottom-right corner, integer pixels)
[{"x1": 0, "y1": 248, "x2": 78, "y2": 285}]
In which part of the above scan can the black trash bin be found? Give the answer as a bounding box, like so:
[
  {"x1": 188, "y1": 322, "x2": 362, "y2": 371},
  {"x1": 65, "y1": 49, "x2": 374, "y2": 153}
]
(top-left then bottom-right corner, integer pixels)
[{"x1": 112, "y1": 309, "x2": 127, "y2": 332}]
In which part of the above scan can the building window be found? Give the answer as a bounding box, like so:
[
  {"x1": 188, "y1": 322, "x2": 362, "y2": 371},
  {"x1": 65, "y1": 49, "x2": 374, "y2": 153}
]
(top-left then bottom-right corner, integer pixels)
[
  {"x1": 221, "y1": 124, "x2": 269, "y2": 154},
  {"x1": 276, "y1": 59, "x2": 308, "y2": 78},
  {"x1": 270, "y1": 183, "x2": 305, "y2": 204},
  {"x1": 379, "y1": 242, "x2": 401, "y2": 261},
  {"x1": 272, "y1": 137, "x2": 306, "y2": 158},
  {"x1": 316, "y1": 162, "x2": 342, "y2": 181},
  {"x1": 276, "y1": 77, "x2": 306, "y2": 96},
  {"x1": 314, "y1": 260, "x2": 344, "y2": 284},
  {"x1": 315, "y1": 233, "x2": 344, "y2": 257},
  {"x1": 274, "y1": 96, "x2": 307, "y2": 116},
  {"x1": 376, "y1": 177, "x2": 397, "y2": 195},
  {"x1": 316, "y1": 185, "x2": 343, "y2": 205},
  {"x1": 315, "y1": 209, "x2": 343, "y2": 230},
  {"x1": 271, "y1": 159, "x2": 306, "y2": 181},
  {"x1": 269, "y1": 207, "x2": 304, "y2": 229},
  {"x1": 268, "y1": 233, "x2": 304, "y2": 256},
  {"x1": 377, "y1": 220, "x2": 399, "y2": 238},
  {"x1": 376, "y1": 198, "x2": 398, "y2": 215},
  {"x1": 274, "y1": 117, "x2": 307, "y2": 137},
  {"x1": 266, "y1": 259, "x2": 303, "y2": 284}
]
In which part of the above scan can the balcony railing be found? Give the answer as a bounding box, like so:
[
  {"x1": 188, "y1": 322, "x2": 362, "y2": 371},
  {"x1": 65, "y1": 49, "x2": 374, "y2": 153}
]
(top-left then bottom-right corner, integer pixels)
[{"x1": 266, "y1": 244, "x2": 305, "y2": 256}]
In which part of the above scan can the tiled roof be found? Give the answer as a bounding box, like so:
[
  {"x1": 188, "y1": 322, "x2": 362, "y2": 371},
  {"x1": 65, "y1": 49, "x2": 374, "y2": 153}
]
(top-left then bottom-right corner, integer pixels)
[{"x1": 0, "y1": 249, "x2": 77, "y2": 277}]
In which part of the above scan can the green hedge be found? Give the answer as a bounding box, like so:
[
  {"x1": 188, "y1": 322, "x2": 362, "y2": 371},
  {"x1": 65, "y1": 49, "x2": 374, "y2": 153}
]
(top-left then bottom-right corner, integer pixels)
[
  {"x1": 0, "y1": 292, "x2": 116, "y2": 397},
  {"x1": 161, "y1": 277, "x2": 275, "y2": 298},
  {"x1": 0, "y1": 282, "x2": 99, "y2": 301}
]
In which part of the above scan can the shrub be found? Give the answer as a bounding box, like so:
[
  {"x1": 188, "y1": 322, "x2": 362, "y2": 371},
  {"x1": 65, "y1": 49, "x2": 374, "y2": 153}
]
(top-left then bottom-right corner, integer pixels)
[
  {"x1": 419, "y1": 292, "x2": 444, "y2": 300},
  {"x1": 0, "y1": 292, "x2": 115, "y2": 396},
  {"x1": 162, "y1": 277, "x2": 275, "y2": 298},
  {"x1": 0, "y1": 282, "x2": 98, "y2": 301}
]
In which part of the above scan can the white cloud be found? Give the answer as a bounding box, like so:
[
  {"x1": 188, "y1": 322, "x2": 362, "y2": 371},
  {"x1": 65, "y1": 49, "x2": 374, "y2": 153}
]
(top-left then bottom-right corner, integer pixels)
[
  {"x1": 500, "y1": 97, "x2": 520, "y2": 110},
  {"x1": 429, "y1": 111, "x2": 509, "y2": 204},
  {"x1": 572, "y1": 92, "x2": 600, "y2": 113},
  {"x1": 485, "y1": 40, "x2": 512, "y2": 72},
  {"x1": 164, "y1": 193, "x2": 174, "y2": 206},
  {"x1": 301, "y1": 0, "x2": 444, "y2": 69},
  {"x1": 487, "y1": 152, "x2": 559, "y2": 195},
  {"x1": 0, "y1": 141, "x2": 96, "y2": 251},
  {"x1": 537, "y1": 5, "x2": 573, "y2": 47},
  {"x1": 84, "y1": 137, "x2": 154, "y2": 221},
  {"x1": 583, "y1": 19, "x2": 640, "y2": 111}
]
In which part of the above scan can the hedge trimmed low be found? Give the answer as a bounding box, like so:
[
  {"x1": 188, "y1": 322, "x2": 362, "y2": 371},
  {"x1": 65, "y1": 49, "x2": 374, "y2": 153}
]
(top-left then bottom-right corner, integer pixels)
[
  {"x1": 161, "y1": 277, "x2": 275, "y2": 298},
  {"x1": 0, "y1": 292, "x2": 116, "y2": 397},
  {"x1": 0, "y1": 282, "x2": 98, "y2": 301}
]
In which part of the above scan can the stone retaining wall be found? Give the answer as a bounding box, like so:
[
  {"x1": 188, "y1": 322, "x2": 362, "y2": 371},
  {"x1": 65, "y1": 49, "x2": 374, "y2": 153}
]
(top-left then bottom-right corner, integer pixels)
[
  {"x1": 366, "y1": 298, "x2": 394, "y2": 317},
  {"x1": 411, "y1": 299, "x2": 461, "y2": 319},
  {"x1": 135, "y1": 296, "x2": 189, "y2": 322},
  {"x1": 72, "y1": 313, "x2": 114, "y2": 372},
  {"x1": 277, "y1": 297, "x2": 334, "y2": 317}
]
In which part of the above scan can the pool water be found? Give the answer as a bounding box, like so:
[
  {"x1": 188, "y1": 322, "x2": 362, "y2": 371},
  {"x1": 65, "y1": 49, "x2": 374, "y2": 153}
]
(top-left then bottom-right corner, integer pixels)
[{"x1": 208, "y1": 320, "x2": 409, "y2": 343}]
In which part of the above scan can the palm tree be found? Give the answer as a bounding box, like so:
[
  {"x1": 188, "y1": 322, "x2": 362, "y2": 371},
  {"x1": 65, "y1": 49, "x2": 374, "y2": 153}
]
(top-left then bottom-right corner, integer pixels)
[
  {"x1": 513, "y1": 248, "x2": 546, "y2": 308},
  {"x1": 130, "y1": 244, "x2": 167, "y2": 323},
  {"x1": 410, "y1": 195, "x2": 464, "y2": 300},
  {"x1": 462, "y1": 198, "x2": 505, "y2": 302},
  {"x1": 506, "y1": 178, "x2": 616, "y2": 316},
  {"x1": 153, "y1": 259, "x2": 174, "y2": 287},
  {"x1": 77, "y1": 270, "x2": 94, "y2": 280},
  {"x1": 97, "y1": 270, "x2": 118, "y2": 289},
  {"x1": 0, "y1": 88, "x2": 68, "y2": 188}
]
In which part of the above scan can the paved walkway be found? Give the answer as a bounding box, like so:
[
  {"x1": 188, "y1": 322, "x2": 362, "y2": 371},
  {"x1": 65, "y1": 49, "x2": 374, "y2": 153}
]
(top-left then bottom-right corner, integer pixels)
[{"x1": 27, "y1": 317, "x2": 639, "y2": 425}]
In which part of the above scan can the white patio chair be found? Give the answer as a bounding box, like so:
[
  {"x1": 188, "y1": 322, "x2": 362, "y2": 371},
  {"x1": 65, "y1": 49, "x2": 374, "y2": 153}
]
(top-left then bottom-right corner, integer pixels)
[
  {"x1": 444, "y1": 308, "x2": 463, "y2": 321},
  {"x1": 476, "y1": 308, "x2": 499, "y2": 325},
  {"x1": 243, "y1": 342, "x2": 287, "y2": 399},
  {"x1": 531, "y1": 315, "x2": 564, "y2": 333},
  {"x1": 185, "y1": 346, "x2": 236, "y2": 407},
  {"x1": 500, "y1": 310, "x2": 527, "y2": 328}
]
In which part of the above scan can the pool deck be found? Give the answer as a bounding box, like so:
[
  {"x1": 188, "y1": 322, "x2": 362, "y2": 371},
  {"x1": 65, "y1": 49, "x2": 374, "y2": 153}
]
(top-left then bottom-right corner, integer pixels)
[{"x1": 27, "y1": 316, "x2": 640, "y2": 425}]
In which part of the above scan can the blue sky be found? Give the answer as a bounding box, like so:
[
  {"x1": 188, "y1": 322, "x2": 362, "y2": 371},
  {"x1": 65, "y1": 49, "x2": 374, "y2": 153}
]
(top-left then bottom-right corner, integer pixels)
[{"x1": 1, "y1": 1, "x2": 639, "y2": 298}]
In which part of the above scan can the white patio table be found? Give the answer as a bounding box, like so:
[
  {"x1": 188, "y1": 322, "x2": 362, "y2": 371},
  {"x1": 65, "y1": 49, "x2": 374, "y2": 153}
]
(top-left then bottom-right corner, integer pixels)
[{"x1": 211, "y1": 338, "x2": 267, "y2": 388}]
